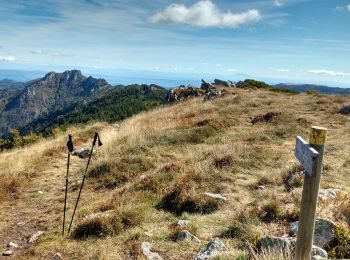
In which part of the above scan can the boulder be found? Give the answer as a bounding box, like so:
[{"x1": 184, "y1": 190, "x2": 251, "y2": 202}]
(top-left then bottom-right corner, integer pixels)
[
  {"x1": 141, "y1": 242, "x2": 163, "y2": 260},
  {"x1": 201, "y1": 79, "x2": 214, "y2": 91},
  {"x1": 289, "y1": 219, "x2": 336, "y2": 248},
  {"x1": 175, "y1": 230, "x2": 201, "y2": 243},
  {"x1": 177, "y1": 220, "x2": 190, "y2": 227},
  {"x1": 28, "y1": 231, "x2": 45, "y2": 243},
  {"x1": 318, "y1": 188, "x2": 340, "y2": 200},
  {"x1": 204, "y1": 192, "x2": 227, "y2": 201},
  {"x1": 72, "y1": 148, "x2": 92, "y2": 159},
  {"x1": 195, "y1": 238, "x2": 228, "y2": 260},
  {"x1": 213, "y1": 79, "x2": 236, "y2": 88},
  {"x1": 259, "y1": 236, "x2": 327, "y2": 259}
]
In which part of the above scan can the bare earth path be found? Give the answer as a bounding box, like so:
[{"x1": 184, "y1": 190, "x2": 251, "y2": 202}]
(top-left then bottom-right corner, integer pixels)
[{"x1": 0, "y1": 152, "x2": 86, "y2": 259}]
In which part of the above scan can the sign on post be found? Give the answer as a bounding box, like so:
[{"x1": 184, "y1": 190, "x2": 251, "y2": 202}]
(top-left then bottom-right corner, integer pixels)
[
  {"x1": 294, "y1": 136, "x2": 320, "y2": 177},
  {"x1": 294, "y1": 127, "x2": 328, "y2": 260}
]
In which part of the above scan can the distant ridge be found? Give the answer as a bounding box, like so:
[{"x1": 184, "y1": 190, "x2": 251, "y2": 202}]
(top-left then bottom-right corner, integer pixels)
[{"x1": 274, "y1": 83, "x2": 350, "y2": 95}]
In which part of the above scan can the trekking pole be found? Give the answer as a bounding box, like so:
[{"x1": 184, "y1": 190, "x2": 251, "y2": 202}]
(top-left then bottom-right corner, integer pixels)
[
  {"x1": 63, "y1": 134, "x2": 74, "y2": 236},
  {"x1": 67, "y1": 132, "x2": 103, "y2": 233}
]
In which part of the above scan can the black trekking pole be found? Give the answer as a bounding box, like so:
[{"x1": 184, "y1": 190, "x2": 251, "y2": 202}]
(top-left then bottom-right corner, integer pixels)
[
  {"x1": 67, "y1": 132, "x2": 103, "y2": 233},
  {"x1": 63, "y1": 134, "x2": 74, "y2": 236}
]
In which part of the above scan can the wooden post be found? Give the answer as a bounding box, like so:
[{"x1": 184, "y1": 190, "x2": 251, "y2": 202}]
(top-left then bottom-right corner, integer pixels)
[{"x1": 295, "y1": 126, "x2": 327, "y2": 260}]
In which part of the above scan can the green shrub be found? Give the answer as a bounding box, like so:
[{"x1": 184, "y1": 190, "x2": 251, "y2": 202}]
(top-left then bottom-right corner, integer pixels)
[
  {"x1": 258, "y1": 199, "x2": 283, "y2": 222},
  {"x1": 157, "y1": 183, "x2": 221, "y2": 215},
  {"x1": 327, "y1": 226, "x2": 350, "y2": 259},
  {"x1": 72, "y1": 214, "x2": 123, "y2": 239},
  {"x1": 72, "y1": 209, "x2": 144, "y2": 240},
  {"x1": 222, "y1": 211, "x2": 261, "y2": 247}
]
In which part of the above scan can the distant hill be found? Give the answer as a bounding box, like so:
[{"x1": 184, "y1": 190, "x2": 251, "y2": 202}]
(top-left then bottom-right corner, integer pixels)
[
  {"x1": 274, "y1": 83, "x2": 350, "y2": 95},
  {"x1": 0, "y1": 70, "x2": 111, "y2": 135},
  {"x1": 0, "y1": 79, "x2": 25, "y2": 90}
]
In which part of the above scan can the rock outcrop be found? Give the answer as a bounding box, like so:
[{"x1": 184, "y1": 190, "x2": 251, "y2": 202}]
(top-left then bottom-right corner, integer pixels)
[
  {"x1": 166, "y1": 85, "x2": 199, "y2": 104},
  {"x1": 259, "y1": 236, "x2": 328, "y2": 259},
  {"x1": 213, "y1": 79, "x2": 236, "y2": 88},
  {"x1": 318, "y1": 188, "x2": 340, "y2": 201},
  {"x1": 201, "y1": 79, "x2": 214, "y2": 91},
  {"x1": 289, "y1": 219, "x2": 336, "y2": 249}
]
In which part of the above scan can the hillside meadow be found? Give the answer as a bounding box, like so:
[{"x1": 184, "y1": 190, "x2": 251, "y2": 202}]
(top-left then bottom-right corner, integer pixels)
[{"x1": 0, "y1": 87, "x2": 349, "y2": 259}]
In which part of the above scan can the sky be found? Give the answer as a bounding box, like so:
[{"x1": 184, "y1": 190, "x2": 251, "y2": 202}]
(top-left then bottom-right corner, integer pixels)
[{"x1": 0, "y1": 0, "x2": 350, "y2": 87}]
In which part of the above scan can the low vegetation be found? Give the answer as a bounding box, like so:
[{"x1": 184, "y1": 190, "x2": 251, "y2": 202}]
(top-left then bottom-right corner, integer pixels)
[{"x1": 0, "y1": 87, "x2": 349, "y2": 259}]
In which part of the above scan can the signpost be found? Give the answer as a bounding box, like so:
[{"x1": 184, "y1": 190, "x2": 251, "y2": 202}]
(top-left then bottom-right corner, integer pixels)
[
  {"x1": 294, "y1": 126, "x2": 328, "y2": 260},
  {"x1": 295, "y1": 136, "x2": 320, "y2": 177}
]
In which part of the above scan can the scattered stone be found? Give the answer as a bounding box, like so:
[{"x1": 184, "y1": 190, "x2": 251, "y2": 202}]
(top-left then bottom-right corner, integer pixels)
[
  {"x1": 195, "y1": 238, "x2": 228, "y2": 260},
  {"x1": 176, "y1": 230, "x2": 201, "y2": 243},
  {"x1": 2, "y1": 250, "x2": 13, "y2": 256},
  {"x1": 204, "y1": 192, "x2": 227, "y2": 201},
  {"x1": 72, "y1": 148, "x2": 92, "y2": 159},
  {"x1": 140, "y1": 175, "x2": 147, "y2": 181},
  {"x1": 340, "y1": 105, "x2": 350, "y2": 115},
  {"x1": 318, "y1": 188, "x2": 340, "y2": 200},
  {"x1": 7, "y1": 242, "x2": 19, "y2": 249},
  {"x1": 28, "y1": 231, "x2": 45, "y2": 243},
  {"x1": 251, "y1": 112, "x2": 282, "y2": 124},
  {"x1": 141, "y1": 242, "x2": 163, "y2": 260},
  {"x1": 144, "y1": 231, "x2": 153, "y2": 237},
  {"x1": 289, "y1": 219, "x2": 336, "y2": 248},
  {"x1": 38, "y1": 190, "x2": 44, "y2": 194},
  {"x1": 17, "y1": 222, "x2": 25, "y2": 226},
  {"x1": 112, "y1": 123, "x2": 121, "y2": 129},
  {"x1": 177, "y1": 220, "x2": 190, "y2": 227},
  {"x1": 259, "y1": 236, "x2": 327, "y2": 259},
  {"x1": 256, "y1": 185, "x2": 266, "y2": 190},
  {"x1": 52, "y1": 252, "x2": 62, "y2": 260},
  {"x1": 83, "y1": 210, "x2": 115, "y2": 220}
]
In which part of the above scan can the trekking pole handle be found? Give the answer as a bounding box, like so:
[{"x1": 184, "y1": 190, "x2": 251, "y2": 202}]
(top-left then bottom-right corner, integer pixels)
[{"x1": 93, "y1": 132, "x2": 103, "y2": 147}]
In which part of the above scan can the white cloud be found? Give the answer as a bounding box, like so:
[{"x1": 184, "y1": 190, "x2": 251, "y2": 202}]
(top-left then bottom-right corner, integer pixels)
[
  {"x1": 149, "y1": 0, "x2": 261, "y2": 28},
  {"x1": 273, "y1": 1, "x2": 282, "y2": 7},
  {"x1": 227, "y1": 68, "x2": 236, "y2": 72},
  {"x1": 308, "y1": 69, "x2": 350, "y2": 77},
  {"x1": 0, "y1": 55, "x2": 16, "y2": 61},
  {"x1": 277, "y1": 69, "x2": 290, "y2": 72},
  {"x1": 335, "y1": 5, "x2": 350, "y2": 12},
  {"x1": 335, "y1": 6, "x2": 344, "y2": 11}
]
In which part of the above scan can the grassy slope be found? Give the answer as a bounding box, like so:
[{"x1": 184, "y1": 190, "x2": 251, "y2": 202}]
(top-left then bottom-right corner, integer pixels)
[{"x1": 0, "y1": 87, "x2": 349, "y2": 259}]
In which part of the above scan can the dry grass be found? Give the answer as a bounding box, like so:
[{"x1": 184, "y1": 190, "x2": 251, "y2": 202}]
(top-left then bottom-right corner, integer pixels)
[{"x1": 0, "y1": 88, "x2": 350, "y2": 259}]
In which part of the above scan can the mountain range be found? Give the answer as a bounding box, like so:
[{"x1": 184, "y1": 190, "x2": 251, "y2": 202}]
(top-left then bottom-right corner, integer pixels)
[
  {"x1": 0, "y1": 70, "x2": 168, "y2": 137},
  {"x1": 0, "y1": 70, "x2": 350, "y2": 138},
  {"x1": 274, "y1": 83, "x2": 350, "y2": 95}
]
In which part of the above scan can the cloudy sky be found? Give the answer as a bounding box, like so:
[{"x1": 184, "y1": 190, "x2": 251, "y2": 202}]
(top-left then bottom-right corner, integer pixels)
[{"x1": 0, "y1": 0, "x2": 350, "y2": 86}]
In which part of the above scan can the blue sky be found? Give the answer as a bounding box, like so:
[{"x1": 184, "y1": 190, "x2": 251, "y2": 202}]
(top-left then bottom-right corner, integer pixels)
[{"x1": 0, "y1": 0, "x2": 350, "y2": 87}]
